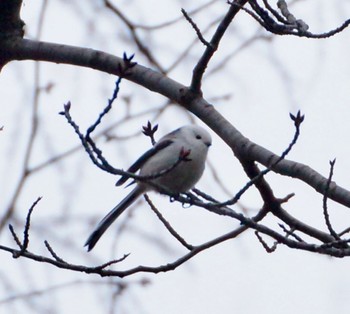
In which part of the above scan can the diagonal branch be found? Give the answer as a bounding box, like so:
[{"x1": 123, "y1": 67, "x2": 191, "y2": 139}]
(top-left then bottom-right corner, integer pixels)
[
  {"x1": 323, "y1": 159, "x2": 341, "y2": 241},
  {"x1": 5, "y1": 38, "x2": 350, "y2": 208},
  {"x1": 2, "y1": 28, "x2": 350, "y2": 215},
  {"x1": 190, "y1": 0, "x2": 249, "y2": 92},
  {"x1": 144, "y1": 194, "x2": 194, "y2": 250}
]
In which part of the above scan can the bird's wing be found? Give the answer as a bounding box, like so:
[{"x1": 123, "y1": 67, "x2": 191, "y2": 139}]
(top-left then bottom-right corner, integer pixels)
[{"x1": 115, "y1": 139, "x2": 174, "y2": 186}]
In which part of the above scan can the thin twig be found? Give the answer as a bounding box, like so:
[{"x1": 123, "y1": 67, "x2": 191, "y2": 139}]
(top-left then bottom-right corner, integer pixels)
[
  {"x1": 90, "y1": 254, "x2": 131, "y2": 271},
  {"x1": 192, "y1": 188, "x2": 220, "y2": 203},
  {"x1": 190, "y1": 0, "x2": 249, "y2": 92},
  {"x1": 8, "y1": 225, "x2": 22, "y2": 249},
  {"x1": 322, "y1": 159, "x2": 341, "y2": 241},
  {"x1": 144, "y1": 194, "x2": 194, "y2": 250},
  {"x1": 181, "y1": 8, "x2": 210, "y2": 47},
  {"x1": 86, "y1": 78, "x2": 122, "y2": 137},
  {"x1": 255, "y1": 231, "x2": 278, "y2": 253},
  {"x1": 44, "y1": 240, "x2": 67, "y2": 263},
  {"x1": 219, "y1": 111, "x2": 304, "y2": 207},
  {"x1": 21, "y1": 197, "x2": 42, "y2": 251},
  {"x1": 9, "y1": 197, "x2": 42, "y2": 257},
  {"x1": 103, "y1": 0, "x2": 165, "y2": 72},
  {"x1": 262, "y1": 0, "x2": 287, "y2": 24},
  {"x1": 278, "y1": 224, "x2": 304, "y2": 242},
  {"x1": 338, "y1": 226, "x2": 350, "y2": 238}
]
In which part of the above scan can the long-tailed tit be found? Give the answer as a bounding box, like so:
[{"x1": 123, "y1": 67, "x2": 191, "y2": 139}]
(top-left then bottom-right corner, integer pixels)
[{"x1": 85, "y1": 125, "x2": 212, "y2": 251}]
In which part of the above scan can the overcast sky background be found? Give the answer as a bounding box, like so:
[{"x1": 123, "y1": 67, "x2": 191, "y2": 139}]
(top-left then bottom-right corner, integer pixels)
[{"x1": 1, "y1": 1, "x2": 350, "y2": 313}]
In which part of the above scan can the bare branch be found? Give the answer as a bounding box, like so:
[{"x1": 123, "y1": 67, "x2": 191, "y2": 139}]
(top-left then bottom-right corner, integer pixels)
[
  {"x1": 229, "y1": 0, "x2": 350, "y2": 38},
  {"x1": 103, "y1": 0, "x2": 165, "y2": 72},
  {"x1": 9, "y1": 197, "x2": 42, "y2": 256},
  {"x1": 89, "y1": 254, "x2": 131, "y2": 271},
  {"x1": 255, "y1": 231, "x2": 278, "y2": 253},
  {"x1": 144, "y1": 194, "x2": 194, "y2": 250},
  {"x1": 181, "y1": 8, "x2": 210, "y2": 47},
  {"x1": 219, "y1": 111, "x2": 304, "y2": 207},
  {"x1": 44, "y1": 241, "x2": 67, "y2": 264},
  {"x1": 190, "y1": 0, "x2": 249, "y2": 92},
  {"x1": 322, "y1": 159, "x2": 342, "y2": 242},
  {"x1": 278, "y1": 224, "x2": 304, "y2": 243}
]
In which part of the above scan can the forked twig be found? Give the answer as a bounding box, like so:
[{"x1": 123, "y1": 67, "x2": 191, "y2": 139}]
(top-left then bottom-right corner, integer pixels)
[{"x1": 323, "y1": 159, "x2": 342, "y2": 242}]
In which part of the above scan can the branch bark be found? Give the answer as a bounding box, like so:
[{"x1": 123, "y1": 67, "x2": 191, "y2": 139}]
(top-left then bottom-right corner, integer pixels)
[{"x1": 2, "y1": 37, "x2": 350, "y2": 209}]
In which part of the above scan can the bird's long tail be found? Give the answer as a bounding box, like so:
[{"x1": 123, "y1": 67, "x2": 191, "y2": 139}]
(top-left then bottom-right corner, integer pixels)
[{"x1": 85, "y1": 187, "x2": 143, "y2": 251}]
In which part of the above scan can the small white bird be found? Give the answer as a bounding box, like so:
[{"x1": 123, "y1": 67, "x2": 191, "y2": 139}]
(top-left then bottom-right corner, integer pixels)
[{"x1": 85, "y1": 125, "x2": 212, "y2": 251}]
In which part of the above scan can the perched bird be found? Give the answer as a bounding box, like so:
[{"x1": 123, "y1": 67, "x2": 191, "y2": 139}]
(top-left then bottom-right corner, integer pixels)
[{"x1": 85, "y1": 125, "x2": 212, "y2": 251}]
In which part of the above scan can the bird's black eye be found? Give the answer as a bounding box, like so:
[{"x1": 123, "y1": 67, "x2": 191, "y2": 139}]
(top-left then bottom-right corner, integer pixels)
[{"x1": 196, "y1": 135, "x2": 202, "y2": 140}]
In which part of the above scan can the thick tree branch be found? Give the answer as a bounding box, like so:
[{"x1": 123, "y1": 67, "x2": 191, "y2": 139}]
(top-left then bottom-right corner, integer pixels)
[
  {"x1": 2, "y1": 1, "x2": 350, "y2": 282},
  {"x1": 2, "y1": 38, "x2": 350, "y2": 209}
]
